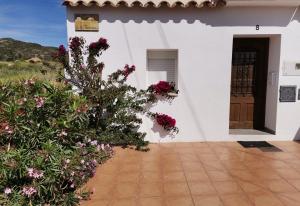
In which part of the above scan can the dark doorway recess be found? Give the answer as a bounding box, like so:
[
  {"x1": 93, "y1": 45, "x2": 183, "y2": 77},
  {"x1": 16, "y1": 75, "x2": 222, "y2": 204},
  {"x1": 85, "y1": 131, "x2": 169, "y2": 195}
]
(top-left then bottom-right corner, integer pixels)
[{"x1": 230, "y1": 38, "x2": 269, "y2": 130}]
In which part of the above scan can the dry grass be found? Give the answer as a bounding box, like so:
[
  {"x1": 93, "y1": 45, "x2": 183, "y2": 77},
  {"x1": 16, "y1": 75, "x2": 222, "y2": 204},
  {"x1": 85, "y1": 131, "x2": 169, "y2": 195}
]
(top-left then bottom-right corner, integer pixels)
[{"x1": 0, "y1": 61, "x2": 60, "y2": 83}]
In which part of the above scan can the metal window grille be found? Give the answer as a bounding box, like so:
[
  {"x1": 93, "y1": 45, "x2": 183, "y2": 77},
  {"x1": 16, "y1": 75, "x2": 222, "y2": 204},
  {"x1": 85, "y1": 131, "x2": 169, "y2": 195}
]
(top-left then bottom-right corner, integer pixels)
[{"x1": 231, "y1": 51, "x2": 257, "y2": 97}]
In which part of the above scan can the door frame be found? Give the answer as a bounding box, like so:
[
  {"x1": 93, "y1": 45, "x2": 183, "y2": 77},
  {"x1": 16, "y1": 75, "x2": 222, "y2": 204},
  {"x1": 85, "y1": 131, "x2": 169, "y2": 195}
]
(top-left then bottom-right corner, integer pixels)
[{"x1": 229, "y1": 37, "x2": 270, "y2": 131}]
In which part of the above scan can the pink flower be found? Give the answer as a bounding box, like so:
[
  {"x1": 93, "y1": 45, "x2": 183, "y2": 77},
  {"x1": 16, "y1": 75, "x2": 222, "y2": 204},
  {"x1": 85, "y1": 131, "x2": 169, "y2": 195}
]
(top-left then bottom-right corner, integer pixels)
[
  {"x1": 122, "y1": 64, "x2": 135, "y2": 79},
  {"x1": 90, "y1": 140, "x2": 98, "y2": 146},
  {"x1": 149, "y1": 81, "x2": 173, "y2": 94},
  {"x1": 156, "y1": 114, "x2": 176, "y2": 129},
  {"x1": 27, "y1": 168, "x2": 44, "y2": 179},
  {"x1": 24, "y1": 79, "x2": 35, "y2": 86},
  {"x1": 34, "y1": 97, "x2": 45, "y2": 108},
  {"x1": 4, "y1": 125, "x2": 13, "y2": 134},
  {"x1": 58, "y1": 45, "x2": 67, "y2": 57},
  {"x1": 22, "y1": 186, "x2": 37, "y2": 197},
  {"x1": 4, "y1": 188, "x2": 12, "y2": 195},
  {"x1": 58, "y1": 130, "x2": 68, "y2": 137}
]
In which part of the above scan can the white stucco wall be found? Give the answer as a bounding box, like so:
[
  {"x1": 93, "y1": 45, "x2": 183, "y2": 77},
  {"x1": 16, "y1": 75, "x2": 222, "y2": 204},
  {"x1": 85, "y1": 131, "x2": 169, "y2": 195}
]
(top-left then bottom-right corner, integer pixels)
[{"x1": 66, "y1": 6, "x2": 300, "y2": 142}]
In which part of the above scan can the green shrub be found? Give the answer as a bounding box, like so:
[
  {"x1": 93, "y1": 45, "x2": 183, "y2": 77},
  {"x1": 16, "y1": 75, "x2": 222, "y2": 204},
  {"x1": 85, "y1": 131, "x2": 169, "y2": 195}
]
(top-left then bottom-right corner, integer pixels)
[{"x1": 0, "y1": 80, "x2": 112, "y2": 205}]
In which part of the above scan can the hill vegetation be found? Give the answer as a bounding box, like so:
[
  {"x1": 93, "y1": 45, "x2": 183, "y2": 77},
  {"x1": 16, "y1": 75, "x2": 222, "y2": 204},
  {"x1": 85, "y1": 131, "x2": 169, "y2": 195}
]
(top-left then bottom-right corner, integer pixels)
[{"x1": 0, "y1": 38, "x2": 58, "y2": 61}]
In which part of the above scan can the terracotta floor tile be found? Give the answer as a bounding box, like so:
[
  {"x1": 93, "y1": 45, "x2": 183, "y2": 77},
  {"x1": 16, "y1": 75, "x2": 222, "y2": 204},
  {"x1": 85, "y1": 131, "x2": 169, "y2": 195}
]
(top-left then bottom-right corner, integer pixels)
[
  {"x1": 261, "y1": 180, "x2": 298, "y2": 193},
  {"x1": 194, "y1": 147, "x2": 215, "y2": 154},
  {"x1": 110, "y1": 198, "x2": 137, "y2": 206},
  {"x1": 213, "y1": 181, "x2": 243, "y2": 195},
  {"x1": 119, "y1": 163, "x2": 141, "y2": 173},
  {"x1": 185, "y1": 171, "x2": 210, "y2": 182},
  {"x1": 163, "y1": 182, "x2": 190, "y2": 196},
  {"x1": 138, "y1": 197, "x2": 165, "y2": 206},
  {"x1": 188, "y1": 181, "x2": 217, "y2": 195},
  {"x1": 198, "y1": 154, "x2": 220, "y2": 162},
  {"x1": 221, "y1": 160, "x2": 248, "y2": 170},
  {"x1": 207, "y1": 170, "x2": 233, "y2": 182},
  {"x1": 165, "y1": 196, "x2": 194, "y2": 206},
  {"x1": 80, "y1": 143, "x2": 300, "y2": 205},
  {"x1": 229, "y1": 170, "x2": 257, "y2": 182},
  {"x1": 277, "y1": 192, "x2": 300, "y2": 206},
  {"x1": 182, "y1": 162, "x2": 205, "y2": 172},
  {"x1": 193, "y1": 195, "x2": 223, "y2": 206},
  {"x1": 180, "y1": 154, "x2": 199, "y2": 162},
  {"x1": 247, "y1": 192, "x2": 284, "y2": 206},
  {"x1": 88, "y1": 184, "x2": 116, "y2": 200},
  {"x1": 163, "y1": 171, "x2": 186, "y2": 182},
  {"x1": 202, "y1": 161, "x2": 226, "y2": 171},
  {"x1": 238, "y1": 180, "x2": 272, "y2": 194},
  {"x1": 275, "y1": 168, "x2": 300, "y2": 179},
  {"x1": 162, "y1": 162, "x2": 183, "y2": 172},
  {"x1": 139, "y1": 182, "x2": 163, "y2": 197},
  {"x1": 251, "y1": 169, "x2": 283, "y2": 180},
  {"x1": 176, "y1": 148, "x2": 196, "y2": 155},
  {"x1": 114, "y1": 183, "x2": 139, "y2": 198},
  {"x1": 220, "y1": 194, "x2": 252, "y2": 206},
  {"x1": 140, "y1": 172, "x2": 162, "y2": 183},
  {"x1": 287, "y1": 179, "x2": 300, "y2": 191},
  {"x1": 117, "y1": 172, "x2": 140, "y2": 183},
  {"x1": 141, "y1": 164, "x2": 161, "y2": 173},
  {"x1": 81, "y1": 199, "x2": 110, "y2": 206}
]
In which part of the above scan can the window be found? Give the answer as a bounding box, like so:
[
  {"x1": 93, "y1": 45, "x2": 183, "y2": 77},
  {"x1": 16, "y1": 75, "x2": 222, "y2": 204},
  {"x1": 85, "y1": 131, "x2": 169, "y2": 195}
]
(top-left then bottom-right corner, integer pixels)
[{"x1": 147, "y1": 50, "x2": 178, "y2": 85}]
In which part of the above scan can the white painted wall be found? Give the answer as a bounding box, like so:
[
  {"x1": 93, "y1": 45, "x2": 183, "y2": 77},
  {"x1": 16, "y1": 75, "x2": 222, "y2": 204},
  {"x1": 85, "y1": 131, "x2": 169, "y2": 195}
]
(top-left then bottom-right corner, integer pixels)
[{"x1": 66, "y1": 6, "x2": 300, "y2": 142}]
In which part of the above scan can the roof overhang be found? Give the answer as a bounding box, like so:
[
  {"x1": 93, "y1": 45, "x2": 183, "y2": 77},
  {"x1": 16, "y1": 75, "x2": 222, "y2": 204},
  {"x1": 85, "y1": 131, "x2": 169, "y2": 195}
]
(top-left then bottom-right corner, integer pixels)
[
  {"x1": 63, "y1": 0, "x2": 226, "y2": 8},
  {"x1": 227, "y1": 0, "x2": 300, "y2": 7},
  {"x1": 63, "y1": 0, "x2": 300, "y2": 7}
]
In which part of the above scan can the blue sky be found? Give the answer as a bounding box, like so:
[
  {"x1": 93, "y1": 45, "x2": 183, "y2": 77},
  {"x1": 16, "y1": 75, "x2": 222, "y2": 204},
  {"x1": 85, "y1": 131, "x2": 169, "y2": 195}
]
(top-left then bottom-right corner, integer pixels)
[{"x1": 0, "y1": 0, "x2": 66, "y2": 47}]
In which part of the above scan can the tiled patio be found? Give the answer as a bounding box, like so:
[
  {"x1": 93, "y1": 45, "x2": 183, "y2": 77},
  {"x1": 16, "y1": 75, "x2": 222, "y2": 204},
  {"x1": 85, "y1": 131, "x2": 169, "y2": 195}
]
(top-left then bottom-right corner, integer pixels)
[{"x1": 81, "y1": 141, "x2": 300, "y2": 206}]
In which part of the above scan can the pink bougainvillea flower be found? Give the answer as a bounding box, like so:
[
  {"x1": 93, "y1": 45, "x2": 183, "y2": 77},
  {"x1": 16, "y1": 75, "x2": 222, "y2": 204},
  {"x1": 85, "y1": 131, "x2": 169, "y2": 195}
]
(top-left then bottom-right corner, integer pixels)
[
  {"x1": 89, "y1": 37, "x2": 109, "y2": 53},
  {"x1": 34, "y1": 97, "x2": 45, "y2": 108},
  {"x1": 122, "y1": 64, "x2": 135, "y2": 79},
  {"x1": 151, "y1": 81, "x2": 172, "y2": 94},
  {"x1": 156, "y1": 114, "x2": 176, "y2": 129},
  {"x1": 69, "y1": 37, "x2": 82, "y2": 51},
  {"x1": 58, "y1": 45, "x2": 67, "y2": 57}
]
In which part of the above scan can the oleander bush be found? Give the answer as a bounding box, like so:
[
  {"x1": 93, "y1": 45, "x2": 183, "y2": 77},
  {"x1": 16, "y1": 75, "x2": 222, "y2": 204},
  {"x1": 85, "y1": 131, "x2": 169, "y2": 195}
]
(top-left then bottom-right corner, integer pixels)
[
  {"x1": 0, "y1": 81, "x2": 112, "y2": 205},
  {"x1": 0, "y1": 36, "x2": 179, "y2": 205}
]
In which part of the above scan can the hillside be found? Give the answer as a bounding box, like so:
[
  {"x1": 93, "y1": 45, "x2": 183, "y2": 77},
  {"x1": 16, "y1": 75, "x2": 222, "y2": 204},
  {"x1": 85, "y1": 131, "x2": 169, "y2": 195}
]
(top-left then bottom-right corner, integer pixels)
[{"x1": 0, "y1": 38, "x2": 58, "y2": 61}]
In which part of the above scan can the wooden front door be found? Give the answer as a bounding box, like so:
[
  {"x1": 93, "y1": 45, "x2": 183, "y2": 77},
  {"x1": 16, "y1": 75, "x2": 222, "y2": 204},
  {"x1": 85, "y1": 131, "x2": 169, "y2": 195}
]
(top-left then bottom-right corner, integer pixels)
[{"x1": 229, "y1": 38, "x2": 269, "y2": 129}]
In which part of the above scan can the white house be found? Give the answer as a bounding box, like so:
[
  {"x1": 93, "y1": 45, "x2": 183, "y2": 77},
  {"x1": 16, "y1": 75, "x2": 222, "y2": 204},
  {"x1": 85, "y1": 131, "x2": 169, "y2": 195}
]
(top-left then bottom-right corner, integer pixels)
[{"x1": 63, "y1": 0, "x2": 300, "y2": 142}]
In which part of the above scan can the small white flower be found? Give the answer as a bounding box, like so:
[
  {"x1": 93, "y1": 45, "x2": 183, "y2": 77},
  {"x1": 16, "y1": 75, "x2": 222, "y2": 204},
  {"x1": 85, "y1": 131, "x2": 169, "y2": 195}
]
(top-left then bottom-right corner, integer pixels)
[
  {"x1": 90, "y1": 140, "x2": 98, "y2": 146},
  {"x1": 4, "y1": 188, "x2": 12, "y2": 195}
]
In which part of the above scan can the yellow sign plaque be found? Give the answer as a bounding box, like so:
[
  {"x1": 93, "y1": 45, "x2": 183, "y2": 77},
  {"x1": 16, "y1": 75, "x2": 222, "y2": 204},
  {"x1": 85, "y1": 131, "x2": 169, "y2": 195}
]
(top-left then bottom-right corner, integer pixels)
[{"x1": 75, "y1": 14, "x2": 99, "y2": 32}]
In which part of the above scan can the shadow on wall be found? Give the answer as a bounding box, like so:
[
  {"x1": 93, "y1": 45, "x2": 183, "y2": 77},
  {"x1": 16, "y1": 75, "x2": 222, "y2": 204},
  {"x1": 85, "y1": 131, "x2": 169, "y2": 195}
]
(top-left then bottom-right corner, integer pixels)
[
  {"x1": 69, "y1": 5, "x2": 300, "y2": 26},
  {"x1": 294, "y1": 127, "x2": 300, "y2": 140},
  {"x1": 151, "y1": 122, "x2": 173, "y2": 139}
]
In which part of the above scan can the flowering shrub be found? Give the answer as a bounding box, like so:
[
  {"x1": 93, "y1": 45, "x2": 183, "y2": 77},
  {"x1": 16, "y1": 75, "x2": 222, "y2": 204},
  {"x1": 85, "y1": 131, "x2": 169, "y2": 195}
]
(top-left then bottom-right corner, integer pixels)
[
  {"x1": 0, "y1": 80, "x2": 113, "y2": 205},
  {"x1": 147, "y1": 81, "x2": 179, "y2": 99},
  {"x1": 55, "y1": 37, "x2": 180, "y2": 150},
  {"x1": 149, "y1": 113, "x2": 179, "y2": 134}
]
